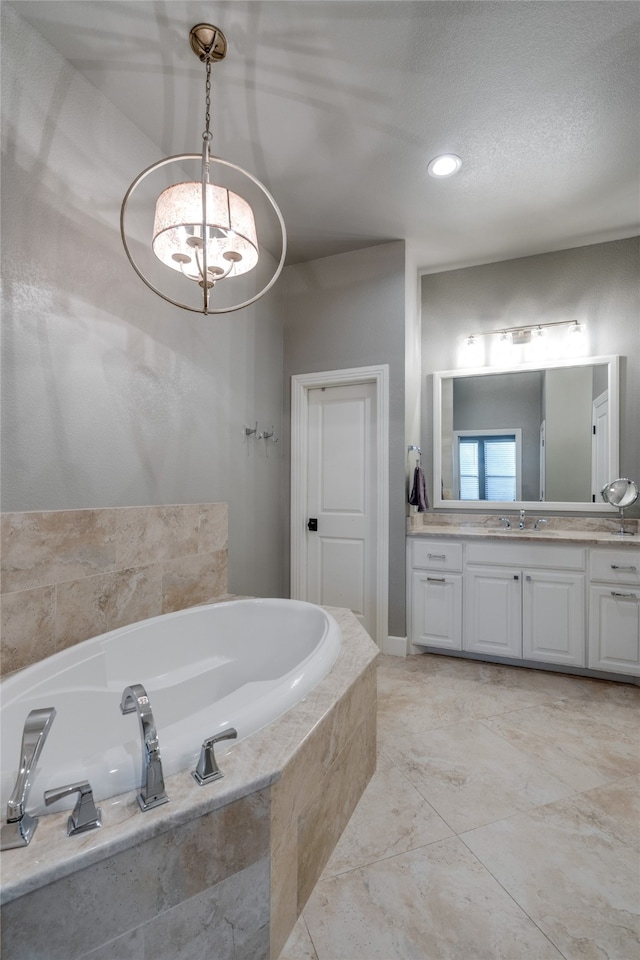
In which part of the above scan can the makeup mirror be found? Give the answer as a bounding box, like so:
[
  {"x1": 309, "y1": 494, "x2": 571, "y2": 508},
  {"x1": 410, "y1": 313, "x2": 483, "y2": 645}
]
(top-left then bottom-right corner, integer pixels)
[{"x1": 601, "y1": 477, "x2": 638, "y2": 535}]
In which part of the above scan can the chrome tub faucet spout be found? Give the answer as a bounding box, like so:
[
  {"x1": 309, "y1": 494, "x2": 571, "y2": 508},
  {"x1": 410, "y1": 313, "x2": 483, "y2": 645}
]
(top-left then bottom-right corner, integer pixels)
[
  {"x1": 1, "y1": 706, "x2": 57, "y2": 849},
  {"x1": 120, "y1": 684, "x2": 169, "y2": 811}
]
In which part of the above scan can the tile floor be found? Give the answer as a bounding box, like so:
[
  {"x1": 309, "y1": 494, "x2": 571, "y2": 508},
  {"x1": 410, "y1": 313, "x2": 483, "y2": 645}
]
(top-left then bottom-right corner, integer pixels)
[{"x1": 279, "y1": 653, "x2": 640, "y2": 960}]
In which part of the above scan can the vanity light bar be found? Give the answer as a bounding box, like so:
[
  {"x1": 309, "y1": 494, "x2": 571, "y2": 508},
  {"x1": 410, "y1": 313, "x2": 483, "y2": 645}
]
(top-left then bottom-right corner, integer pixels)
[{"x1": 465, "y1": 319, "x2": 585, "y2": 346}]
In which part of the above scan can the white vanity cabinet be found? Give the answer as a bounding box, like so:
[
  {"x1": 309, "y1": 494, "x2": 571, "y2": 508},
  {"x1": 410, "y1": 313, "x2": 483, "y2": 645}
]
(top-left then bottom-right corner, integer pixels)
[
  {"x1": 588, "y1": 547, "x2": 640, "y2": 676},
  {"x1": 408, "y1": 539, "x2": 463, "y2": 650},
  {"x1": 463, "y1": 542, "x2": 587, "y2": 667},
  {"x1": 463, "y1": 564, "x2": 522, "y2": 658}
]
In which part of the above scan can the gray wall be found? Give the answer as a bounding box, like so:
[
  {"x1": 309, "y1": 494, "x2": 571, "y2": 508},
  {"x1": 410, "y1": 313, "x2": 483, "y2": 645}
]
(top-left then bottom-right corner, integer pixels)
[
  {"x1": 1, "y1": 4, "x2": 286, "y2": 598},
  {"x1": 421, "y1": 237, "x2": 640, "y2": 514},
  {"x1": 282, "y1": 242, "x2": 407, "y2": 637}
]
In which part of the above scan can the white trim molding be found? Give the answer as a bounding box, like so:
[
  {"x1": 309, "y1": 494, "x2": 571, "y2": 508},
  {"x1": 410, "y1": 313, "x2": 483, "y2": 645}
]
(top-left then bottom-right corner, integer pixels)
[
  {"x1": 291, "y1": 364, "x2": 390, "y2": 648},
  {"x1": 383, "y1": 635, "x2": 408, "y2": 657}
]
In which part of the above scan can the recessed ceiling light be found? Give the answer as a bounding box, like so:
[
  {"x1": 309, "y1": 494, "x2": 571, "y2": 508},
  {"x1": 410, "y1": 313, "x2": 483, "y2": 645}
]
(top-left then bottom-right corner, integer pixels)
[{"x1": 427, "y1": 154, "x2": 462, "y2": 178}]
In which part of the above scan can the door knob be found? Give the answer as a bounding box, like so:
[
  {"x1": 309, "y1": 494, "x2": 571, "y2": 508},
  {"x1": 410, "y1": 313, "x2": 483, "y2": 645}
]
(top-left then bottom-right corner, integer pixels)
[{"x1": 307, "y1": 518, "x2": 318, "y2": 531}]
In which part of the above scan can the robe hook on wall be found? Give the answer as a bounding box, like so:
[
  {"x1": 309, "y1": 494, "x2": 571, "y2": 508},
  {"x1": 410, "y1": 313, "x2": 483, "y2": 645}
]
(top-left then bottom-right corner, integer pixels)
[
  {"x1": 259, "y1": 427, "x2": 278, "y2": 442},
  {"x1": 244, "y1": 422, "x2": 258, "y2": 438}
]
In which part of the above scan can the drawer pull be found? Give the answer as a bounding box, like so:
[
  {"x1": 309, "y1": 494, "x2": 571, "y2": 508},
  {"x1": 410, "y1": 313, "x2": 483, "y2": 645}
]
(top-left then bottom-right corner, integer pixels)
[
  {"x1": 427, "y1": 553, "x2": 446, "y2": 561},
  {"x1": 427, "y1": 577, "x2": 446, "y2": 583},
  {"x1": 610, "y1": 591, "x2": 638, "y2": 600},
  {"x1": 610, "y1": 564, "x2": 637, "y2": 572}
]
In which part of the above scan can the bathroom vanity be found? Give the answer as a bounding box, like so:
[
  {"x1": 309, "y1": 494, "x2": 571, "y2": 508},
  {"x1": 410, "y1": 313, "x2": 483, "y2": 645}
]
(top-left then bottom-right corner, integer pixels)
[{"x1": 407, "y1": 522, "x2": 640, "y2": 680}]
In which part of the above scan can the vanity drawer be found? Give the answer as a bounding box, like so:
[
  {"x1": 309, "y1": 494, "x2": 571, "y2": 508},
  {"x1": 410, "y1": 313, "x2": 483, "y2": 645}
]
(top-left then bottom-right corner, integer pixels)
[
  {"x1": 465, "y1": 541, "x2": 586, "y2": 571},
  {"x1": 410, "y1": 539, "x2": 463, "y2": 572},
  {"x1": 590, "y1": 548, "x2": 640, "y2": 585}
]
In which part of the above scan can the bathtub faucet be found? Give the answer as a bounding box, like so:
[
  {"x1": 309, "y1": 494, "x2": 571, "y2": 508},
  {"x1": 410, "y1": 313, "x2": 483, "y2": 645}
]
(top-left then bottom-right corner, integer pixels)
[
  {"x1": 120, "y1": 685, "x2": 169, "y2": 811},
  {"x1": 1, "y1": 706, "x2": 57, "y2": 849}
]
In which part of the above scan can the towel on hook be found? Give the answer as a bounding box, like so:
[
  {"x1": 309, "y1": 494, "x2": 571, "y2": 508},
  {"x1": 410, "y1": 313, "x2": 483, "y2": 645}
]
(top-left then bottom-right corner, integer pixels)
[{"x1": 409, "y1": 463, "x2": 429, "y2": 512}]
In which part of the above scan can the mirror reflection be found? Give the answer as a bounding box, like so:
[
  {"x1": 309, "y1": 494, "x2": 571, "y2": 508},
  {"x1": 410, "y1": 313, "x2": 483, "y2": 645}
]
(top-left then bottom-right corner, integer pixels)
[{"x1": 435, "y1": 357, "x2": 619, "y2": 509}]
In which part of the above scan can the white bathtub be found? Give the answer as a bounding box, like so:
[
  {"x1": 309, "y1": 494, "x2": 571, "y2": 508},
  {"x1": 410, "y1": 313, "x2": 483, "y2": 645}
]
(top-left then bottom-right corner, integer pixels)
[{"x1": 0, "y1": 598, "x2": 341, "y2": 816}]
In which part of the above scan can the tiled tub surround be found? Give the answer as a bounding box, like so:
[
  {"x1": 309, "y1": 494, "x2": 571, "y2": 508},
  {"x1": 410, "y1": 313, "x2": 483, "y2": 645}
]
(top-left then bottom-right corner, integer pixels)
[
  {"x1": 0, "y1": 503, "x2": 229, "y2": 677},
  {"x1": 0, "y1": 606, "x2": 379, "y2": 960}
]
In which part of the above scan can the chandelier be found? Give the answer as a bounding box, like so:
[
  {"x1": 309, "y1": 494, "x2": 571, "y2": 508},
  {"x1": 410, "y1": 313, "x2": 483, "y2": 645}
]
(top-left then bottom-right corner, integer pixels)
[{"x1": 120, "y1": 24, "x2": 286, "y2": 315}]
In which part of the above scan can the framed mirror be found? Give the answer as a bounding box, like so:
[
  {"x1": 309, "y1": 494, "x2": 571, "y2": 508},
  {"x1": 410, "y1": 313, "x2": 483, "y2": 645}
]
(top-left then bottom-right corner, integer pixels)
[{"x1": 433, "y1": 355, "x2": 620, "y2": 511}]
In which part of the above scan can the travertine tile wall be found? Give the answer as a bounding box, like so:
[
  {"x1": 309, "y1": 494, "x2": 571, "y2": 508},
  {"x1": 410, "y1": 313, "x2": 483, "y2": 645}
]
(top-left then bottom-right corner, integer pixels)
[
  {"x1": 270, "y1": 657, "x2": 378, "y2": 958},
  {"x1": 0, "y1": 503, "x2": 229, "y2": 677},
  {"x1": 2, "y1": 788, "x2": 271, "y2": 960}
]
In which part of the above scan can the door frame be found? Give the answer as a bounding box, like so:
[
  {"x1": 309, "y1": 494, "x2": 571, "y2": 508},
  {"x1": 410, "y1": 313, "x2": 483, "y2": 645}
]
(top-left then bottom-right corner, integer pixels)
[{"x1": 291, "y1": 364, "x2": 389, "y2": 647}]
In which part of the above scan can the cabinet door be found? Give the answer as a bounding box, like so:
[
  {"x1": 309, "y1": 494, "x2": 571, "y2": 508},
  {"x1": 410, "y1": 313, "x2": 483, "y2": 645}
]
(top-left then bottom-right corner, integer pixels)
[
  {"x1": 589, "y1": 585, "x2": 640, "y2": 676},
  {"x1": 411, "y1": 571, "x2": 462, "y2": 650},
  {"x1": 464, "y1": 566, "x2": 522, "y2": 657},
  {"x1": 522, "y1": 571, "x2": 586, "y2": 667}
]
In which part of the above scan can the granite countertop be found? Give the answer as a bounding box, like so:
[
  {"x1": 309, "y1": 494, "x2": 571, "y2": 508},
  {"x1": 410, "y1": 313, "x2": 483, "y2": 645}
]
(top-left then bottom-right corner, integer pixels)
[
  {"x1": 407, "y1": 515, "x2": 640, "y2": 547},
  {"x1": 0, "y1": 605, "x2": 378, "y2": 905}
]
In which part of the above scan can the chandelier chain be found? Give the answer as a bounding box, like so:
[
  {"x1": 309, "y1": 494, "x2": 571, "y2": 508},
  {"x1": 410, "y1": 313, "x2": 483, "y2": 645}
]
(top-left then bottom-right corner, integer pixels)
[{"x1": 203, "y1": 59, "x2": 213, "y2": 142}]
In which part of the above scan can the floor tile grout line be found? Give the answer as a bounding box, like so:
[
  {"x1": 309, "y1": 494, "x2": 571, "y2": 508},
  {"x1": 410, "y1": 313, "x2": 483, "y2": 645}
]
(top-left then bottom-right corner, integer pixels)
[
  {"x1": 300, "y1": 913, "x2": 320, "y2": 960},
  {"x1": 456, "y1": 831, "x2": 572, "y2": 960},
  {"x1": 320, "y1": 830, "x2": 462, "y2": 882}
]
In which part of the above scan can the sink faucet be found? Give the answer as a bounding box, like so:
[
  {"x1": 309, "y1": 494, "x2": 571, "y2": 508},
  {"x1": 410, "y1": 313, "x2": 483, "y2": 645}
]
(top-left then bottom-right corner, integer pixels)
[
  {"x1": 120, "y1": 684, "x2": 169, "y2": 811},
  {"x1": 1, "y1": 707, "x2": 57, "y2": 849},
  {"x1": 519, "y1": 509, "x2": 526, "y2": 529}
]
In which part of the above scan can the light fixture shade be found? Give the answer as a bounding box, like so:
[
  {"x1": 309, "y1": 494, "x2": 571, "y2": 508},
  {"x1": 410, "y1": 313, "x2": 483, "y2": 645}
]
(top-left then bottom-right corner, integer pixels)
[{"x1": 152, "y1": 181, "x2": 258, "y2": 281}]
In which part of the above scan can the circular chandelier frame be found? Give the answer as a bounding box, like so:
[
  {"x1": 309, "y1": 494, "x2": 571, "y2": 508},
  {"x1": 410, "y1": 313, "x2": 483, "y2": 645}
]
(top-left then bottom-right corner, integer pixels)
[{"x1": 120, "y1": 153, "x2": 287, "y2": 315}]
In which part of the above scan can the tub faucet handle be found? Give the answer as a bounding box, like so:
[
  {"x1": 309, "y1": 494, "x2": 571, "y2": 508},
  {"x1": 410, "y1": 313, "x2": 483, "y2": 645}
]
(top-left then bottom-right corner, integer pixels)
[
  {"x1": 44, "y1": 780, "x2": 102, "y2": 836},
  {"x1": 192, "y1": 728, "x2": 238, "y2": 785}
]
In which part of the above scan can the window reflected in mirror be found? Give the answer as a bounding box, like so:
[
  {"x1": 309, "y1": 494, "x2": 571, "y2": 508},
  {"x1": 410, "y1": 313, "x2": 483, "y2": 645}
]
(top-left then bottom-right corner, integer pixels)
[{"x1": 434, "y1": 356, "x2": 619, "y2": 510}]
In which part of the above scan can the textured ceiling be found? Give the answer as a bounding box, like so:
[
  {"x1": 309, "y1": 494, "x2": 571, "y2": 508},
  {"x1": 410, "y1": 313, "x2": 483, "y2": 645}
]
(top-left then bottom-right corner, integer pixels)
[{"x1": 8, "y1": 0, "x2": 640, "y2": 269}]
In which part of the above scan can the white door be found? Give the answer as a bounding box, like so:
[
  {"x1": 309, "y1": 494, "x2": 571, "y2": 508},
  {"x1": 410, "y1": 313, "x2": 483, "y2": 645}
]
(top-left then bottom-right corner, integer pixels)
[
  {"x1": 592, "y1": 391, "x2": 609, "y2": 502},
  {"x1": 305, "y1": 382, "x2": 376, "y2": 635}
]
